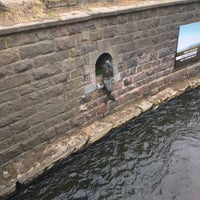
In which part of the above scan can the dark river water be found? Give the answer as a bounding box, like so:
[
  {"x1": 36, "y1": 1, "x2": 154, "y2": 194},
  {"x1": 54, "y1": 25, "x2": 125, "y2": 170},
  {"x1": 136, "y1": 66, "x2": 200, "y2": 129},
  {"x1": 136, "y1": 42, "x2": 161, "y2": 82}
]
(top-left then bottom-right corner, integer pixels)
[{"x1": 8, "y1": 87, "x2": 200, "y2": 200}]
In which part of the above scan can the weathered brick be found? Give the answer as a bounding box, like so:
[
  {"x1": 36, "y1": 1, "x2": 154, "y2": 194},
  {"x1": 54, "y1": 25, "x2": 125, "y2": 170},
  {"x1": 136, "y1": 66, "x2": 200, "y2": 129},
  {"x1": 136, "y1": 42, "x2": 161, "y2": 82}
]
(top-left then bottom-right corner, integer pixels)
[
  {"x1": 49, "y1": 26, "x2": 68, "y2": 37},
  {"x1": 159, "y1": 47, "x2": 174, "y2": 58},
  {"x1": 0, "y1": 72, "x2": 31, "y2": 92},
  {"x1": 35, "y1": 29, "x2": 51, "y2": 40},
  {"x1": 0, "y1": 49, "x2": 19, "y2": 67},
  {"x1": 0, "y1": 111, "x2": 23, "y2": 128},
  {"x1": 67, "y1": 24, "x2": 83, "y2": 35},
  {"x1": 55, "y1": 36, "x2": 76, "y2": 51},
  {"x1": 103, "y1": 26, "x2": 116, "y2": 38},
  {"x1": 0, "y1": 127, "x2": 12, "y2": 141},
  {"x1": 40, "y1": 128, "x2": 57, "y2": 142},
  {"x1": 28, "y1": 99, "x2": 65, "y2": 128},
  {"x1": 5, "y1": 32, "x2": 39, "y2": 48},
  {"x1": 0, "y1": 89, "x2": 19, "y2": 104},
  {"x1": 56, "y1": 120, "x2": 73, "y2": 136},
  {"x1": 10, "y1": 119, "x2": 29, "y2": 134},
  {"x1": 3, "y1": 145, "x2": 23, "y2": 163},
  {"x1": 0, "y1": 102, "x2": 14, "y2": 118},
  {"x1": 28, "y1": 113, "x2": 62, "y2": 137},
  {"x1": 0, "y1": 137, "x2": 15, "y2": 152},
  {"x1": 47, "y1": 51, "x2": 69, "y2": 64},
  {"x1": 0, "y1": 38, "x2": 6, "y2": 50},
  {"x1": 11, "y1": 97, "x2": 29, "y2": 112},
  {"x1": 21, "y1": 136, "x2": 42, "y2": 151},
  {"x1": 33, "y1": 55, "x2": 48, "y2": 68},
  {"x1": 14, "y1": 59, "x2": 33, "y2": 73},
  {"x1": 32, "y1": 64, "x2": 62, "y2": 80},
  {"x1": 0, "y1": 64, "x2": 14, "y2": 79},
  {"x1": 19, "y1": 41, "x2": 54, "y2": 59},
  {"x1": 14, "y1": 130, "x2": 30, "y2": 144}
]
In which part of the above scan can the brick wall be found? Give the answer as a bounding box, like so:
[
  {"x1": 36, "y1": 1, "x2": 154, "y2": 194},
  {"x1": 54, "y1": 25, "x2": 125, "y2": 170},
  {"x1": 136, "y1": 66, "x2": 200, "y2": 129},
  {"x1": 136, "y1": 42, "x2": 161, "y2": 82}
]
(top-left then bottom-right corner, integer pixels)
[{"x1": 0, "y1": 0, "x2": 200, "y2": 196}]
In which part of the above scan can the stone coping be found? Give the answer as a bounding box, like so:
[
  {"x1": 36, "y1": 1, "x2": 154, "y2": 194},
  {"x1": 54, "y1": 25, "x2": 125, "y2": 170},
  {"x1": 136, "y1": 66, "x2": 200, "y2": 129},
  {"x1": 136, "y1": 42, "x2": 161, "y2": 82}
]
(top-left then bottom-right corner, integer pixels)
[
  {"x1": 0, "y1": 0, "x2": 198, "y2": 36},
  {"x1": 1, "y1": 65, "x2": 200, "y2": 198}
]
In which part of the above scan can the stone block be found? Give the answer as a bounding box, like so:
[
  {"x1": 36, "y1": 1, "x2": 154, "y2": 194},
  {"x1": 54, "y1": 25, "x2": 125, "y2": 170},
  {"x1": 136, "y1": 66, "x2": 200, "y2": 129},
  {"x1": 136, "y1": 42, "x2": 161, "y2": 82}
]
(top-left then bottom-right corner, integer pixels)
[
  {"x1": 14, "y1": 131, "x2": 30, "y2": 145},
  {"x1": 0, "y1": 127, "x2": 12, "y2": 141},
  {"x1": 32, "y1": 64, "x2": 62, "y2": 81},
  {"x1": 14, "y1": 59, "x2": 33, "y2": 73},
  {"x1": 6, "y1": 33, "x2": 39, "y2": 48},
  {"x1": 103, "y1": 26, "x2": 116, "y2": 38},
  {"x1": 33, "y1": 55, "x2": 48, "y2": 68},
  {"x1": 48, "y1": 51, "x2": 70, "y2": 64},
  {"x1": 137, "y1": 100, "x2": 153, "y2": 113},
  {"x1": 0, "y1": 49, "x2": 19, "y2": 67},
  {"x1": 21, "y1": 136, "x2": 42, "y2": 152},
  {"x1": 0, "y1": 89, "x2": 19, "y2": 104},
  {"x1": 90, "y1": 32, "x2": 102, "y2": 42},
  {"x1": 56, "y1": 120, "x2": 73, "y2": 136},
  {"x1": 0, "y1": 137, "x2": 16, "y2": 153},
  {"x1": 0, "y1": 154, "x2": 4, "y2": 166},
  {"x1": 0, "y1": 111, "x2": 23, "y2": 128},
  {"x1": 0, "y1": 72, "x2": 31, "y2": 92},
  {"x1": 0, "y1": 102, "x2": 14, "y2": 118},
  {"x1": 105, "y1": 106, "x2": 141, "y2": 128},
  {"x1": 48, "y1": 26, "x2": 68, "y2": 37},
  {"x1": 3, "y1": 145, "x2": 23, "y2": 164},
  {"x1": 19, "y1": 41, "x2": 54, "y2": 59},
  {"x1": 85, "y1": 83, "x2": 96, "y2": 94},
  {"x1": 28, "y1": 112, "x2": 47, "y2": 127},
  {"x1": 0, "y1": 64, "x2": 14, "y2": 79},
  {"x1": 0, "y1": 38, "x2": 6, "y2": 50},
  {"x1": 10, "y1": 119, "x2": 29, "y2": 135},
  {"x1": 55, "y1": 36, "x2": 76, "y2": 51},
  {"x1": 67, "y1": 24, "x2": 83, "y2": 35},
  {"x1": 117, "y1": 14, "x2": 128, "y2": 24},
  {"x1": 82, "y1": 121, "x2": 113, "y2": 144}
]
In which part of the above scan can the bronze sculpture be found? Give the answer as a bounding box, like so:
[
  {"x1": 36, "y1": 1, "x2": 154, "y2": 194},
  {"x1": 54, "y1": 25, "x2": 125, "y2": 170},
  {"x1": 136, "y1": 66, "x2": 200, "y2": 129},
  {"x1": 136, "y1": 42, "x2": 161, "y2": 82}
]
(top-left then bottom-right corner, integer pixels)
[{"x1": 102, "y1": 60, "x2": 115, "y2": 104}]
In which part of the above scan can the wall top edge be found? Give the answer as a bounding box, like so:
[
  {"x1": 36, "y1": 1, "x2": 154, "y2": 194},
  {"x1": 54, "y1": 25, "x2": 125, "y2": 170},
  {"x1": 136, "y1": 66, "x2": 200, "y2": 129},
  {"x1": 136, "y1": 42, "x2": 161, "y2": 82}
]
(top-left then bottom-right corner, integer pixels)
[{"x1": 0, "y1": 0, "x2": 198, "y2": 36}]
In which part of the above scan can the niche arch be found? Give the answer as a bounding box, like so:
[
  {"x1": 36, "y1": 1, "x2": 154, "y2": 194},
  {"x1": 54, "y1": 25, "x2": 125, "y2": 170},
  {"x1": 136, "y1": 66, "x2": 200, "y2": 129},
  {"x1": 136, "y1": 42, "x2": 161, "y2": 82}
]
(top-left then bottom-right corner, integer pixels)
[
  {"x1": 95, "y1": 53, "x2": 113, "y2": 89},
  {"x1": 95, "y1": 53, "x2": 113, "y2": 76}
]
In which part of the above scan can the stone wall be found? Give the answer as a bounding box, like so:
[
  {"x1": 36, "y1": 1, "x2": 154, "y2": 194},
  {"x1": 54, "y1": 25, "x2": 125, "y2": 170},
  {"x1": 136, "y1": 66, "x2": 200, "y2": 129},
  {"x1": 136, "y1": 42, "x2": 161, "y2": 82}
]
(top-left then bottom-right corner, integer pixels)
[{"x1": 0, "y1": 0, "x2": 200, "y2": 197}]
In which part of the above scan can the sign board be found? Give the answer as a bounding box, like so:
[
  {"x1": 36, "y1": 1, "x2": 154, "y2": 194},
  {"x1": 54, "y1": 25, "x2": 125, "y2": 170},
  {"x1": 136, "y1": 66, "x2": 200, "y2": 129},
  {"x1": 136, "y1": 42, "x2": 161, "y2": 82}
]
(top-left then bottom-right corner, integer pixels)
[{"x1": 175, "y1": 22, "x2": 200, "y2": 67}]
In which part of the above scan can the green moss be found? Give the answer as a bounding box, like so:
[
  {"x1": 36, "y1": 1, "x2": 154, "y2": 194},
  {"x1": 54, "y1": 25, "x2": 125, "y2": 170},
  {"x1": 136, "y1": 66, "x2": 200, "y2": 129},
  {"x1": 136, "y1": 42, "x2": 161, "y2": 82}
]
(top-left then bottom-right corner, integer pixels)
[{"x1": 96, "y1": 68, "x2": 103, "y2": 75}]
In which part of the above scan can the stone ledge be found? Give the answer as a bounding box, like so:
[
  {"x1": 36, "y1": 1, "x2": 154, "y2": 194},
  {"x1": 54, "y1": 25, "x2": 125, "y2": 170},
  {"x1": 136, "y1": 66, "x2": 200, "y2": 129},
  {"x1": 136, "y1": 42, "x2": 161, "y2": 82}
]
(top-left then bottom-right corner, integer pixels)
[
  {"x1": 82, "y1": 73, "x2": 200, "y2": 145},
  {"x1": 0, "y1": 132, "x2": 89, "y2": 198},
  {"x1": 0, "y1": 0, "x2": 198, "y2": 36}
]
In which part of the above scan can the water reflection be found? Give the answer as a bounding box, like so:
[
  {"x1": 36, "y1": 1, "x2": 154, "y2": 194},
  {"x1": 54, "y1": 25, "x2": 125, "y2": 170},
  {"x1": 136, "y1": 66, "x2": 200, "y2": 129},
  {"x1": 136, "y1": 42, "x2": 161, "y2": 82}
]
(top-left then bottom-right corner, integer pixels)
[{"x1": 9, "y1": 87, "x2": 200, "y2": 200}]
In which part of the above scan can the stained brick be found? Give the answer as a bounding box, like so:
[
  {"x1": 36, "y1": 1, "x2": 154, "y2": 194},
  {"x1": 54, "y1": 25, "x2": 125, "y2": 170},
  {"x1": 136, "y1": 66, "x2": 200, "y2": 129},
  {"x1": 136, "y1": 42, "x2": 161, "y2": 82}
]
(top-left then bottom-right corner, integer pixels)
[
  {"x1": 32, "y1": 64, "x2": 62, "y2": 80},
  {"x1": 6, "y1": 32, "x2": 39, "y2": 47},
  {"x1": 19, "y1": 41, "x2": 54, "y2": 59},
  {"x1": 0, "y1": 89, "x2": 19, "y2": 104},
  {"x1": 55, "y1": 36, "x2": 76, "y2": 51},
  {"x1": 0, "y1": 49, "x2": 19, "y2": 67},
  {"x1": 0, "y1": 111, "x2": 23, "y2": 128},
  {"x1": 0, "y1": 153, "x2": 4, "y2": 165},
  {"x1": 0, "y1": 127, "x2": 12, "y2": 141},
  {"x1": 0, "y1": 102, "x2": 14, "y2": 118},
  {"x1": 0, "y1": 64, "x2": 14, "y2": 79},
  {"x1": 0, "y1": 38, "x2": 6, "y2": 50},
  {"x1": 14, "y1": 59, "x2": 33, "y2": 73},
  {"x1": 0, "y1": 73, "x2": 31, "y2": 92},
  {"x1": 3, "y1": 145, "x2": 23, "y2": 163},
  {"x1": 21, "y1": 136, "x2": 42, "y2": 151},
  {"x1": 10, "y1": 119, "x2": 29, "y2": 134}
]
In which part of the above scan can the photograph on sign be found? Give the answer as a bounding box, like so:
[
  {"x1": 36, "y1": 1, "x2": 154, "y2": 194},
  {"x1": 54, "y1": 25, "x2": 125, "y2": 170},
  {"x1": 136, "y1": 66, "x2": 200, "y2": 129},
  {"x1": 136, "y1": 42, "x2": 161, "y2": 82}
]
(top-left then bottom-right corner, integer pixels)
[{"x1": 175, "y1": 22, "x2": 200, "y2": 67}]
